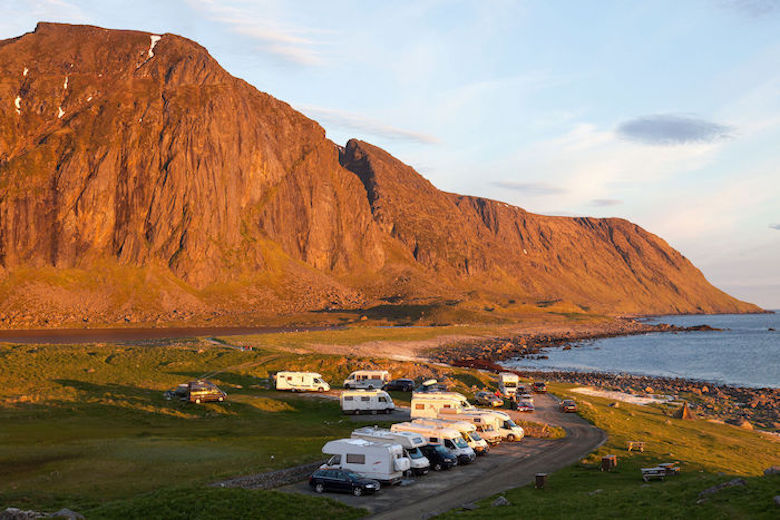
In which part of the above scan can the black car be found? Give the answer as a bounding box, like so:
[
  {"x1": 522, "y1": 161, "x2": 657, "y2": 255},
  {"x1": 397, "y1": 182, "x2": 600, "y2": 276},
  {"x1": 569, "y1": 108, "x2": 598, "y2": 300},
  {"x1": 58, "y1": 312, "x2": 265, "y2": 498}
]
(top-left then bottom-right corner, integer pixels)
[
  {"x1": 419, "y1": 444, "x2": 458, "y2": 471},
  {"x1": 309, "y1": 468, "x2": 380, "y2": 496},
  {"x1": 382, "y1": 378, "x2": 415, "y2": 392}
]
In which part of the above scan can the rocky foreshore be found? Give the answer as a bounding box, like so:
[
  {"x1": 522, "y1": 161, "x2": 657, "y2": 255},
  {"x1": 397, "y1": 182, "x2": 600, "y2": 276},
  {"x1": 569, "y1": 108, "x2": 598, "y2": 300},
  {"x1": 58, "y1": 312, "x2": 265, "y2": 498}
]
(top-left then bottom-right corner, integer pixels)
[{"x1": 433, "y1": 320, "x2": 778, "y2": 433}]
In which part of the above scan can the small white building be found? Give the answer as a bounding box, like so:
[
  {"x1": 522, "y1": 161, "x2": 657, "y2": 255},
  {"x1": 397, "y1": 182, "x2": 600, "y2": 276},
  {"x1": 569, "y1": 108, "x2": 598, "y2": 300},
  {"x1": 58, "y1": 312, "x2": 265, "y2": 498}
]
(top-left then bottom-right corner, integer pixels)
[{"x1": 340, "y1": 389, "x2": 395, "y2": 414}]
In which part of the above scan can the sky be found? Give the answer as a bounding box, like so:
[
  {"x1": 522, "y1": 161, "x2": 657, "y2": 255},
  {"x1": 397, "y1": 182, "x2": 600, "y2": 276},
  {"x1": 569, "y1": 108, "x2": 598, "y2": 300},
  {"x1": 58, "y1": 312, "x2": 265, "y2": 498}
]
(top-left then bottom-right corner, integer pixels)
[{"x1": 2, "y1": 0, "x2": 779, "y2": 308}]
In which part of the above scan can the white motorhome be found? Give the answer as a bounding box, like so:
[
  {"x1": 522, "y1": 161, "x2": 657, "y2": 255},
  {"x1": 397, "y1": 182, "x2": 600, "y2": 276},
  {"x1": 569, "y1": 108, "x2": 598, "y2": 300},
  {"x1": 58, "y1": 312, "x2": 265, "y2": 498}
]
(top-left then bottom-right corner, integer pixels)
[
  {"x1": 343, "y1": 370, "x2": 391, "y2": 390},
  {"x1": 412, "y1": 417, "x2": 489, "y2": 455},
  {"x1": 484, "y1": 410, "x2": 525, "y2": 441},
  {"x1": 497, "y1": 372, "x2": 519, "y2": 398},
  {"x1": 340, "y1": 390, "x2": 395, "y2": 415},
  {"x1": 438, "y1": 410, "x2": 522, "y2": 443},
  {"x1": 274, "y1": 372, "x2": 330, "y2": 392},
  {"x1": 322, "y1": 438, "x2": 410, "y2": 483},
  {"x1": 391, "y1": 422, "x2": 476, "y2": 464},
  {"x1": 411, "y1": 392, "x2": 477, "y2": 419},
  {"x1": 351, "y1": 426, "x2": 430, "y2": 475}
]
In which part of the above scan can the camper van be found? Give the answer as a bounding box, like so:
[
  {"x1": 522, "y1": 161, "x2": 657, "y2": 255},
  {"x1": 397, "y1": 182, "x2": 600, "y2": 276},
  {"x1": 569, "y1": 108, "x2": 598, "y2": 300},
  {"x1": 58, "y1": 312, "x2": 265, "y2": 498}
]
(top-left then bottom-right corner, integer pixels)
[
  {"x1": 340, "y1": 390, "x2": 395, "y2": 415},
  {"x1": 275, "y1": 372, "x2": 330, "y2": 392},
  {"x1": 497, "y1": 372, "x2": 520, "y2": 398},
  {"x1": 391, "y1": 422, "x2": 476, "y2": 464},
  {"x1": 322, "y1": 438, "x2": 410, "y2": 484},
  {"x1": 351, "y1": 427, "x2": 430, "y2": 475},
  {"x1": 411, "y1": 392, "x2": 478, "y2": 419},
  {"x1": 487, "y1": 410, "x2": 525, "y2": 441},
  {"x1": 412, "y1": 418, "x2": 489, "y2": 455},
  {"x1": 343, "y1": 370, "x2": 391, "y2": 390},
  {"x1": 439, "y1": 410, "x2": 521, "y2": 443}
]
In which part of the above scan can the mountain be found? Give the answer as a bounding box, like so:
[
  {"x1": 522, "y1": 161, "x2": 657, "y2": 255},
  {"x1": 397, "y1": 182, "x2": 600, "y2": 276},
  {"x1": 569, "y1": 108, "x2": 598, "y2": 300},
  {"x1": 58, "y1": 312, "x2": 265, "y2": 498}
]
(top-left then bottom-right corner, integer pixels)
[{"x1": 0, "y1": 23, "x2": 760, "y2": 327}]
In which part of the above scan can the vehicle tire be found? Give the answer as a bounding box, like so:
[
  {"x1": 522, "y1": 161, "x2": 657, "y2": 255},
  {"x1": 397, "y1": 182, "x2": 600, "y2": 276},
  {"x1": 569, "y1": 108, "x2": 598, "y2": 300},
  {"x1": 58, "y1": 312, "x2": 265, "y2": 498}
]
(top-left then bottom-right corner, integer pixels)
[
  {"x1": 218, "y1": 397, "x2": 224, "y2": 402},
  {"x1": 355, "y1": 410, "x2": 360, "y2": 415},
  {"x1": 318, "y1": 387, "x2": 325, "y2": 392},
  {"x1": 314, "y1": 483, "x2": 324, "y2": 494},
  {"x1": 352, "y1": 487, "x2": 363, "y2": 497},
  {"x1": 195, "y1": 398, "x2": 201, "y2": 404},
  {"x1": 367, "y1": 385, "x2": 374, "y2": 390},
  {"x1": 507, "y1": 434, "x2": 515, "y2": 442},
  {"x1": 433, "y1": 462, "x2": 442, "y2": 471}
]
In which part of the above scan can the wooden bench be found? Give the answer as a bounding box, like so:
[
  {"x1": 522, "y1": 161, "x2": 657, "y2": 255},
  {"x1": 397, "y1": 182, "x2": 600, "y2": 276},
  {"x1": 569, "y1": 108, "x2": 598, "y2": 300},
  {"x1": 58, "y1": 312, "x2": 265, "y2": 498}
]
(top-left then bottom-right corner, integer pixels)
[
  {"x1": 657, "y1": 462, "x2": 680, "y2": 476},
  {"x1": 627, "y1": 441, "x2": 645, "y2": 452},
  {"x1": 641, "y1": 467, "x2": 667, "y2": 482}
]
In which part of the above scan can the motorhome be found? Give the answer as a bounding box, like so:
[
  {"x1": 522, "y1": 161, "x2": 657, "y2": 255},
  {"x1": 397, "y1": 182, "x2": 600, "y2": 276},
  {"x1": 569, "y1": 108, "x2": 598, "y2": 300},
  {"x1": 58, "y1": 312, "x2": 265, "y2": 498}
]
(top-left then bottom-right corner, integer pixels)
[
  {"x1": 351, "y1": 427, "x2": 430, "y2": 475},
  {"x1": 497, "y1": 372, "x2": 519, "y2": 398},
  {"x1": 411, "y1": 418, "x2": 489, "y2": 455},
  {"x1": 439, "y1": 410, "x2": 523, "y2": 443},
  {"x1": 340, "y1": 390, "x2": 395, "y2": 415},
  {"x1": 391, "y1": 422, "x2": 476, "y2": 464},
  {"x1": 487, "y1": 410, "x2": 525, "y2": 441},
  {"x1": 275, "y1": 372, "x2": 330, "y2": 392},
  {"x1": 322, "y1": 438, "x2": 410, "y2": 484},
  {"x1": 343, "y1": 370, "x2": 391, "y2": 390},
  {"x1": 411, "y1": 391, "x2": 477, "y2": 418}
]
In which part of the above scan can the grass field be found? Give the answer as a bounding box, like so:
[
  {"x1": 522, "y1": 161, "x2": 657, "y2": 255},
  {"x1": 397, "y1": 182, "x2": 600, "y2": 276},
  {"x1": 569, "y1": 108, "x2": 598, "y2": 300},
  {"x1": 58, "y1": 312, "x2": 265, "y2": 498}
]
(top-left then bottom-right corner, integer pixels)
[{"x1": 437, "y1": 383, "x2": 780, "y2": 519}]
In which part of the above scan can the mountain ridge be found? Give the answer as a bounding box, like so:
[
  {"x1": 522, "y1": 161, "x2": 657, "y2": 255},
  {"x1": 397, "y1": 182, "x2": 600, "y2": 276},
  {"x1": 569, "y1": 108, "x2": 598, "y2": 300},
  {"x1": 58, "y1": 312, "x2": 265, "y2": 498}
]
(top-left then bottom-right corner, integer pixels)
[{"x1": 0, "y1": 22, "x2": 761, "y2": 327}]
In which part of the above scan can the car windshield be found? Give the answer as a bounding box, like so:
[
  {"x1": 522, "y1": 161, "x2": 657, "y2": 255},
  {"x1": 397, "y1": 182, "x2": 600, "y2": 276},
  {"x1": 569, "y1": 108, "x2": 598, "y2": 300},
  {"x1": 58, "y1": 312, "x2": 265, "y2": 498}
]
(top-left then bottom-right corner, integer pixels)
[
  {"x1": 460, "y1": 401, "x2": 476, "y2": 410},
  {"x1": 504, "y1": 419, "x2": 518, "y2": 429},
  {"x1": 408, "y1": 448, "x2": 423, "y2": 459},
  {"x1": 314, "y1": 378, "x2": 323, "y2": 383},
  {"x1": 454, "y1": 437, "x2": 469, "y2": 449},
  {"x1": 469, "y1": 432, "x2": 482, "y2": 441},
  {"x1": 504, "y1": 382, "x2": 517, "y2": 387},
  {"x1": 434, "y1": 445, "x2": 451, "y2": 456}
]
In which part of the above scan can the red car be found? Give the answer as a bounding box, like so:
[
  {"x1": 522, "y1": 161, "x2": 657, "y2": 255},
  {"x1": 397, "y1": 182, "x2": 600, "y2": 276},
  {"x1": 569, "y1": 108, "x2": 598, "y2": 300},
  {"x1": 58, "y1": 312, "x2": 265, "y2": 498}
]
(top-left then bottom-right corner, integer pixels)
[
  {"x1": 532, "y1": 381, "x2": 547, "y2": 393},
  {"x1": 559, "y1": 399, "x2": 577, "y2": 412}
]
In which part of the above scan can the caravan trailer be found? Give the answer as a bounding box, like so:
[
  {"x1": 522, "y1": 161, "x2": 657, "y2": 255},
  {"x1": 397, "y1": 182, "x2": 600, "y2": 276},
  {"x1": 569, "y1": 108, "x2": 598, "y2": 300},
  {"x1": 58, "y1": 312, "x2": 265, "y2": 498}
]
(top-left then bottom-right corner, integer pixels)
[
  {"x1": 322, "y1": 438, "x2": 410, "y2": 484},
  {"x1": 343, "y1": 370, "x2": 391, "y2": 390},
  {"x1": 412, "y1": 417, "x2": 489, "y2": 455},
  {"x1": 391, "y1": 422, "x2": 476, "y2": 464},
  {"x1": 340, "y1": 390, "x2": 395, "y2": 415},
  {"x1": 497, "y1": 372, "x2": 519, "y2": 398},
  {"x1": 351, "y1": 427, "x2": 430, "y2": 475},
  {"x1": 275, "y1": 372, "x2": 330, "y2": 392},
  {"x1": 411, "y1": 392, "x2": 477, "y2": 418}
]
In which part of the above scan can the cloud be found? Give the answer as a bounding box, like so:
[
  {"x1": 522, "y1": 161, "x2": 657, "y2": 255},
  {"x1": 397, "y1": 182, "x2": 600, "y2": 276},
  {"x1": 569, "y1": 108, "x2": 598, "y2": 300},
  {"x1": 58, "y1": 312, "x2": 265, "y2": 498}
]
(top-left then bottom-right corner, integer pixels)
[
  {"x1": 491, "y1": 181, "x2": 566, "y2": 195},
  {"x1": 297, "y1": 105, "x2": 439, "y2": 145},
  {"x1": 616, "y1": 114, "x2": 734, "y2": 145},
  {"x1": 770, "y1": 223, "x2": 780, "y2": 230},
  {"x1": 186, "y1": 0, "x2": 326, "y2": 66},
  {"x1": 590, "y1": 198, "x2": 622, "y2": 206},
  {"x1": 719, "y1": 0, "x2": 780, "y2": 17}
]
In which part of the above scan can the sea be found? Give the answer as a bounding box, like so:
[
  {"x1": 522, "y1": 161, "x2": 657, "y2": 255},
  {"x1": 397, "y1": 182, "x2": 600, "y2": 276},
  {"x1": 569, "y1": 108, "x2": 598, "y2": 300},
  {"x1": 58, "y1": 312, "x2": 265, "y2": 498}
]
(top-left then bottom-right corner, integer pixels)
[{"x1": 501, "y1": 312, "x2": 780, "y2": 389}]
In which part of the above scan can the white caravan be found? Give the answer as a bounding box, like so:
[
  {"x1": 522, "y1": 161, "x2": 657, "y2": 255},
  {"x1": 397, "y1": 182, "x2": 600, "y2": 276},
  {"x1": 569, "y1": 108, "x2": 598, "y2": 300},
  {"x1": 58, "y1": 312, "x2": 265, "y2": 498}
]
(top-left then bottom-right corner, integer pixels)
[
  {"x1": 497, "y1": 372, "x2": 519, "y2": 398},
  {"x1": 274, "y1": 372, "x2": 330, "y2": 392},
  {"x1": 411, "y1": 392, "x2": 478, "y2": 418},
  {"x1": 351, "y1": 427, "x2": 430, "y2": 475},
  {"x1": 340, "y1": 390, "x2": 395, "y2": 415},
  {"x1": 412, "y1": 418, "x2": 489, "y2": 455},
  {"x1": 322, "y1": 438, "x2": 410, "y2": 484},
  {"x1": 391, "y1": 422, "x2": 476, "y2": 464},
  {"x1": 343, "y1": 370, "x2": 391, "y2": 390}
]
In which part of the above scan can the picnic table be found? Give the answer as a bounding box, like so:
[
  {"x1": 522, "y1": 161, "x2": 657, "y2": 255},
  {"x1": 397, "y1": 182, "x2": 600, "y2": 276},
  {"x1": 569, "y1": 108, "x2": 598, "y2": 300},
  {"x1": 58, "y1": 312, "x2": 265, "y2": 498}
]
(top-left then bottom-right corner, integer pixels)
[
  {"x1": 627, "y1": 441, "x2": 645, "y2": 452},
  {"x1": 657, "y1": 462, "x2": 680, "y2": 476},
  {"x1": 641, "y1": 467, "x2": 667, "y2": 482}
]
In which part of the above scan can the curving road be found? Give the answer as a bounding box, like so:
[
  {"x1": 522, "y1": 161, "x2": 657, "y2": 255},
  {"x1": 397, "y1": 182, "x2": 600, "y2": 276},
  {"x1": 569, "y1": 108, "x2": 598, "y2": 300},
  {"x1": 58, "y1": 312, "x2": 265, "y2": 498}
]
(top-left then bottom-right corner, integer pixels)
[{"x1": 282, "y1": 393, "x2": 606, "y2": 519}]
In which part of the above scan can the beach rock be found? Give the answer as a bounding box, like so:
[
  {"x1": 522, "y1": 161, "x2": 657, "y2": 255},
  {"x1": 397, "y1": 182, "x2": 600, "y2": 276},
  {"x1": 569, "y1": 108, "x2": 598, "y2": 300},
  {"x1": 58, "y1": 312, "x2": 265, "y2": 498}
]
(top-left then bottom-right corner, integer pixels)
[
  {"x1": 51, "y1": 510, "x2": 84, "y2": 520},
  {"x1": 697, "y1": 478, "x2": 746, "y2": 502},
  {"x1": 644, "y1": 386, "x2": 653, "y2": 393},
  {"x1": 609, "y1": 402, "x2": 620, "y2": 408},
  {"x1": 491, "y1": 496, "x2": 511, "y2": 507}
]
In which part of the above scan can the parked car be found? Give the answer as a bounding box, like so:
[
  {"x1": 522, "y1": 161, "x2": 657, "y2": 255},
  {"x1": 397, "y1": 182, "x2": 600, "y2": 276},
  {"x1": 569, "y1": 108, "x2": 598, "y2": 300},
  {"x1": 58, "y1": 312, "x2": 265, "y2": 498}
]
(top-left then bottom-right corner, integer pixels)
[
  {"x1": 516, "y1": 400, "x2": 535, "y2": 412},
  {"x1": 164, "y1": 380, "x2": 226, "y2": 404},
  {"x1": 560, "y1": 399, "x2": 577, "y2": 412},
  {"x1": 419, "y1": 444, "x2": 458, "y2": 471},
  {"x1": 474, "y1": 391, "x2": 504, "y2": 407},
  {"x1": 382, "y1": 378, "x2": 415, "y2": 392},
  {"x1": 309, "y1": 468, "x2": 380, "y2": 496},
  {"x1": 532, "y1": 381, "x2": 548, "y2": 393}
]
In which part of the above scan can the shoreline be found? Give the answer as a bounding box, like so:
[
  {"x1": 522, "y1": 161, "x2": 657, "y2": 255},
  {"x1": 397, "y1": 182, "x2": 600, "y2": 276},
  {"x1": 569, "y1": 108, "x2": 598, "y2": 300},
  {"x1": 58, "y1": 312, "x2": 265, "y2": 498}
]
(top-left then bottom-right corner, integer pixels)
[{"x1": 433, "y1": 322, "x2": 779, "y2": 433}]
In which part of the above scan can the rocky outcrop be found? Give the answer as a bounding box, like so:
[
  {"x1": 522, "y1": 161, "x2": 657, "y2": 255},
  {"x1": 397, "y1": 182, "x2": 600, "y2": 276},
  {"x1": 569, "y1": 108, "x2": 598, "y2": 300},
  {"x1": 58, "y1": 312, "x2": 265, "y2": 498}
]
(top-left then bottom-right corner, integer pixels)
[{"x1": 0, "y1": 23, "x2": 761, "y2": 326}]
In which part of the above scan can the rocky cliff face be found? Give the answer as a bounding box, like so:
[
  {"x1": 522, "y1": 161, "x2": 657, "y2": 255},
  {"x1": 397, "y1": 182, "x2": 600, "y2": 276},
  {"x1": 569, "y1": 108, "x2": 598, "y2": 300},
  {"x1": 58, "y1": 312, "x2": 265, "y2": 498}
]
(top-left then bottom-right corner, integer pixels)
[{"x1": 0, "y1": 23, "x2": 760, "y2": 326}]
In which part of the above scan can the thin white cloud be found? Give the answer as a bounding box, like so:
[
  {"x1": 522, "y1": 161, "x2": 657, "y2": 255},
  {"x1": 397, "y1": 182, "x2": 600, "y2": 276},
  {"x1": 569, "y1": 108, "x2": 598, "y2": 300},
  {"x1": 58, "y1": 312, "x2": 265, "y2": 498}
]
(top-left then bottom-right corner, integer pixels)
[
  {"x1": 617, "y1": 114, "x2": 734, "y2": 146},
  {"x1": 297, "y1": 104, "x2": 440, "y2": 145},
  {"x1": 590, "y1": 198, "x2": 622, "y2": 206},
  {"x1": 492, "y1": 181, "x2": 566, "y2": 195},
  {"x1": 186, "y1": 0, "x2": 327, "y2": 66}
]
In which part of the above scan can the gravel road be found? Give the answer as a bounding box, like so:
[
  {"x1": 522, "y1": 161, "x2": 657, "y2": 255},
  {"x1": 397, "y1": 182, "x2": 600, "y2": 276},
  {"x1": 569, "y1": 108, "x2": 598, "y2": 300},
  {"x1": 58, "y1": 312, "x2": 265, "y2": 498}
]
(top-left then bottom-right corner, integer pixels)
[{"x1": 280, "y1": 393, "x2": 606, "y2": 518}]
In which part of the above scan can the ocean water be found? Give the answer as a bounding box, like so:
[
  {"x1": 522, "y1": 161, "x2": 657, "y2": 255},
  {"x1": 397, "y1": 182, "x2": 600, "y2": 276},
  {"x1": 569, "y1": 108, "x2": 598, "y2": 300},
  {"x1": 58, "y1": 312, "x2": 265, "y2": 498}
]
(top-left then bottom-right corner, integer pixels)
[{"x1": 502, "y1": 312, "x2": 780, "y2": 388}]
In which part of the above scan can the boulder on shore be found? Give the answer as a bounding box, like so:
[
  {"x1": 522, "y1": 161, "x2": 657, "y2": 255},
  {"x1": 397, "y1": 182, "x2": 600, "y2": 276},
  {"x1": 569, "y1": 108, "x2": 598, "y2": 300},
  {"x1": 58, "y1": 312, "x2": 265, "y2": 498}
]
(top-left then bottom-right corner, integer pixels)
[{"x1": 673, "y1": 402, "x2": 694, "y2": 420}]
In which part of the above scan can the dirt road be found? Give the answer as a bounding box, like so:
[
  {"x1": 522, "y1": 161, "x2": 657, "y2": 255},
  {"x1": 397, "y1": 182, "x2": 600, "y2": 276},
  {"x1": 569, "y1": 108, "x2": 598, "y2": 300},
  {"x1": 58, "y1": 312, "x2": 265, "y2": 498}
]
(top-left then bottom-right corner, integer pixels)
[{"x1": 281, "y1": 393, "x2": 606, "y2": 519}]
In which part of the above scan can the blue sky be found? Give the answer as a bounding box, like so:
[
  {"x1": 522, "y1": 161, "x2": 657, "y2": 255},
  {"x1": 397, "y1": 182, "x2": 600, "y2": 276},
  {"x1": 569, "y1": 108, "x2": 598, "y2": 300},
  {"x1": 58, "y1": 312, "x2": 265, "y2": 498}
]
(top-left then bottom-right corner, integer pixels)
[{"x1": 3, "y1": 0, "x2": 779, "y2": 307}]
